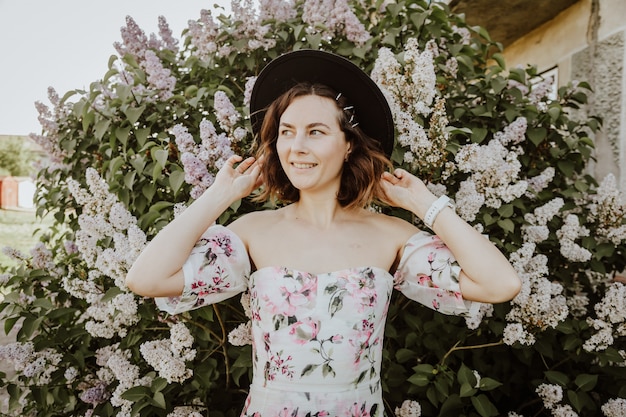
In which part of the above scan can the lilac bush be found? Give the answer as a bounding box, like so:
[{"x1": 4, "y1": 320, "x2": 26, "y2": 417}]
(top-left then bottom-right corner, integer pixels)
[{"x1": 1, "y1": 1, "x2": 625, "y2": 416}]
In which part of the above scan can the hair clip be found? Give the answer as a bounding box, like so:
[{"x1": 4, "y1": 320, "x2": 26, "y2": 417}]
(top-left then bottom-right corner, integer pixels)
[
  {"x1": 351, "y1": 122, "x2": 360, "y2": 128},
  {"x1": 343, "y1": 105, "x2": 354, "y2": 111},
  {"x1": 335, "y1": 92, "x2": 342, "y2": 101}
]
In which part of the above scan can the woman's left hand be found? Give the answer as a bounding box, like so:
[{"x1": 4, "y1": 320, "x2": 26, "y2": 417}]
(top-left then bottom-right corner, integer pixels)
[{"x1": 378, "y1": 168, "x2": 437, "y2": 218}]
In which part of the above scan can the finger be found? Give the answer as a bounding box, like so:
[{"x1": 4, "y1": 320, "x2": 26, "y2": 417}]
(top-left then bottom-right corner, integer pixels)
[
  {"x1": 393, "y1": 168, "x2": 406, "y2": 178},
  {"x1": 381, "y1": 171, "x2": 399, "y2": 185},
  {"x1": 235, "y1": 156, "x2": 256, "y2": 173},
  {"x1": 227, "y1": 155, "x2": 243, "y2": 169}
]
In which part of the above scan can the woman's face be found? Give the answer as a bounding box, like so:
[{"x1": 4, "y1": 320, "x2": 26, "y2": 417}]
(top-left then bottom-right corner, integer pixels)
[{"x1": 276, "y1": 94, "x2": 350, "y2": 195}]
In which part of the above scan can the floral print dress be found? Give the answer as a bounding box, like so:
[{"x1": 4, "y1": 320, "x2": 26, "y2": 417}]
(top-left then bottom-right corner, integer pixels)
[{"x1": 156, "y1": 225, "x2": 480, "y2": 417}]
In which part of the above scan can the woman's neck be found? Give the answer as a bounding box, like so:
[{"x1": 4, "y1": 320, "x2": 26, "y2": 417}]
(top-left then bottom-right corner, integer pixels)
[{"x1": 289, "y1": 195, "x2": 352, "y2": 229}]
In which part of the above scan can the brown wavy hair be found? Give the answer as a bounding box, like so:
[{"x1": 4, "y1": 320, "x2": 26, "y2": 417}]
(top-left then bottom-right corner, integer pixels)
[{"x1": 253, "y1": 83, "x2": 392, "y2": 209}]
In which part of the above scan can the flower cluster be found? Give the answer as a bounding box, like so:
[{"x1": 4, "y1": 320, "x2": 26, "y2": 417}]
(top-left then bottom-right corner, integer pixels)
[
  {"x1": 166, "y1": 407, "x2": 205, "y2": 417},
  {"x1": 83, "y1": 293, "x2": 140, "y2": 339},
  {"x1": 0, "y1": 342, "x2": 62, "y2": 385},
  {"x1": 535, "y1": 383, "x2": 579, "y2": 416},
  {"x1": 587, "y1": 173, "x2": 626, "y2": 245},
  {"x1": 602, "y1": 398, "x2": 626, "y2": 417},
  {"x1": 522, "y1": 197, "x2": 564, "y2": 243},
  {"x1": 372, "y1": 39, "x2": 449, "y2": 175},
  {"x1": 171, "y1": 113, "x2": 236, "y2": 199},
  {"x1": 94, "y1": 344, "x2": 152, "y2": 417},
  {"x1": 139, "y1": 323, "x2": 197, "y2": 383},
  {"x1": 30, "y1": 87, "x2": 72, "y2": 165},
  {"x1": 583, "y1": 282, "x2": 626, "y2": 352},
  {"x1": 556, "y1": 214, "x2": 592, "y2": 262},
  {"x1": 188, "y1": 1, "x2": 276, "y2": 59},
  {"x1": 228, "y1": 292, "x2": 254, "y2": 346},
  {"x1": 504, "y1": 243, "x2": 569, "y2": 345},
  {"x1": 67, "y1": 168, "x2": 146, "y2": 290},
  {"x1": 142, "y1": 50, "x2": 177, "y2": 101},
  {"x1": 455, "y1": 118, "x2": 528, "y2": 214},
  {"x1": 302, "y1": 0, "x2": 371, "y2": 45},
  {"x1": 395, "y1": 399, "x2": 422, "y2": 417},
  {"x1": 455, "y1": 129, "x2": 528, "y2": 220}
]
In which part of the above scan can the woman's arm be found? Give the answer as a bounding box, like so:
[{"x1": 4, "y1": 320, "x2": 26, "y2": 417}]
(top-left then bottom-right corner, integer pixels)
[
  {"x1": 125, "y1": 155, "x2": 262, "y2": 298},
  {"x1": 379, "y1": 169, "x2": 521, "y2": 304}
]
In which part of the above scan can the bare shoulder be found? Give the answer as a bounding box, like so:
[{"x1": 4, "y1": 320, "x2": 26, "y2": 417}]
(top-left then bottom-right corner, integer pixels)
[
  {"x1": 226, "y1": 209, "x2": 282, "y2": 243},
  {"x1": 362, "y1": 209, "x2": 421, "y2": 244}
]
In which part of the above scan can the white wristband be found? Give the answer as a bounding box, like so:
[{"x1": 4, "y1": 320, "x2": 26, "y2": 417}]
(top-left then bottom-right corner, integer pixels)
[{"x1": 423, "y1": 195, "x2": 455, "y2": 229}]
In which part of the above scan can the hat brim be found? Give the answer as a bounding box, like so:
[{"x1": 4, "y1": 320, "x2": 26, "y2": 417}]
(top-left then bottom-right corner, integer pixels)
[{"x1": 249, "y1": 49, "x2": 395, "y2": 158}]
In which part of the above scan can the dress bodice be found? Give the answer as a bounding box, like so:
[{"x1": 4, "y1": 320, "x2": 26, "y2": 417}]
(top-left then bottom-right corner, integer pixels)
[{"x1": 155, "y1": 225, "x2": 480, "y2": 416}]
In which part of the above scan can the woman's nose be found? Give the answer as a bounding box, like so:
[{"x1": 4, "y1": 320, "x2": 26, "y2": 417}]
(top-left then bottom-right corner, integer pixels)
[{"x1": 291, "y1": 132, "x2": 308, "y2": 152}]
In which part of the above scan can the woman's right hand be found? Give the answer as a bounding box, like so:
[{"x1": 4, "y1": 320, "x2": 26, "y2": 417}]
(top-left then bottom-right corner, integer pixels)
[{"x1": 213, "y1": 155, "x2": 264, "y2": 201}]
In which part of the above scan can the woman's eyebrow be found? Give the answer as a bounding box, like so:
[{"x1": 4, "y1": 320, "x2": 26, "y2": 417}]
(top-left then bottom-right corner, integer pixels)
[{"x1": 279, "y1": 121, "x2": 331, "y2": 129}]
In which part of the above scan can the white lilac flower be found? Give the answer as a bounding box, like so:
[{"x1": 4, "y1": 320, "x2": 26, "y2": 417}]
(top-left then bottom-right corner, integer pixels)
[
  {"x1": 156, "y1": 15, "x2": 179, "y2": 53},
  {"x1": 395, "y1": 399, "x2": 422, "y2": 417},
  {"x1": 143, "y1": 50, "x2": 177, "y2": 100},
  {"x1": 536, "y1": 383, "x2": 563, "y2": 410},
  {"x1": 584, "y1": 283, "x2": 626, "y2": 352},
  {"x1": 602, "y1": 398, "x2": 626, "y2": 417},
  {"x1": 504, "y1": 244, "x2": 569, "y2": 345},
  {"x1": 556, "y1": 215, "x2": 592, "y2": 262},
  {"x1": 140, "y1": 339, "x2": 194, "y2": 383},
  {"x1": 187, "y1": 9, "x2": 220, "y2": 59},
  {"x1": 228, "y1": 321, "x2": 253, "y2": 346},
  {"x1": 465, "y1": 303, "x2": 493, "y2": 330},
  {"x1": 167, "y1": 407, "x2": 205, "y2": 417},
  {"x1": 214, "y1": 90, "x2": 241, "y2": 132},
  {"x1": 588, "y1": 173, "x2": 626, "y2": 245},
  {"x1": 302, "y1": 0, "x2": 370, "y2": 45},
  {"x1": 172, "y1": 119, "x2": 234, "y2": 199},
  {"x1": 259, "y1": 0, "x2": 297, "y2": 21},
  {"x1": 114, "y1": 16, "x2": 149, "y2": 62}
]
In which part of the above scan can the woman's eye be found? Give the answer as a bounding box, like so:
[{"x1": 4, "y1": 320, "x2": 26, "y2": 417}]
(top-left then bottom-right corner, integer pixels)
[
  {"x1": 310, "y1": 129, "x2": 323, "y2": 136},
  {"x1": 280, "y1": 129, "x2": 293, "y2": 136}
]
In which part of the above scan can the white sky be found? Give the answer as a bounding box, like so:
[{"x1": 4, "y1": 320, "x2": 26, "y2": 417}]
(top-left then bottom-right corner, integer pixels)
[{"x1": 0, "y1": 0, "x2": 232, "y2": 136}]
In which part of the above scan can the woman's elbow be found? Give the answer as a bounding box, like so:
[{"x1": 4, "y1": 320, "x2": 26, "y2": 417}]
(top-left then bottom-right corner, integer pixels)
[{"x1": 493, "y1": 271, "x2": 522, "y2": 303}]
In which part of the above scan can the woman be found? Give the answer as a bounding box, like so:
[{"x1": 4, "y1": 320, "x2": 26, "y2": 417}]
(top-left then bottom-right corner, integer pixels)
[{"x1": 126, "y1": 50, "x2": 521, "y2": 416}]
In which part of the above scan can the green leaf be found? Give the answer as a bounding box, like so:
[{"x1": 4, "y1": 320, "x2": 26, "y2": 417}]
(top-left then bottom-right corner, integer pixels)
[
  {"x1": 479, "y1": 377, "x2": 503, "y2": 391},
  {"x1": 460, "y1": 382, "x2": 477, "y2": 397},
  {"x1": 497, "y1": 204, "x2": 514, "y2": 218},
  {"x1": 169, "y1": 170, "x2": 186, "y2": 195},
  {"x1": 557, "y1": 159, "x2": 575, "y2": 177},
  {"x1": 407, "y1": 373, "x2": 431, "y2": 387},
  {"x1": 151, "y1": 391, "x2": 166, "y2": 409},
  {"x1": 471, "y1": 394, "x2": 499, "y2": 417},
  {"x1": 124, "y1": 171, "x2": 137, "y2": 190},
  {"x1": 527, "y1": 127, "x2": 547, "y2": 146},
  {"x1": 471, "y1": 127, "x2": 488, "y2": 143},
  {"x1": 395, "y1": 348, "x2": 416, "y2": 363},
  {"x1": 116, "y1": 126, "x2": 131, "y2": 147},
  {"x1": 491, "y1": 53, "x2": 506, "y2": 69},
  {"x1": 124, "y1": 105, "x2": 146, "y2": 125},
  {"x1": 151, "y1": 378, "x2": 168, "y2": 393},
  {"x1": 544, "y1": 370, "x2": 569, "y2": 386},
  {"x1": 574, "y1": 374, "x2": 598, "y2": 391},
  {"x1": 153, "y1": 149, "x2": 169, "y2": 168},
  {"x1": 497, "y1": 218, "x2": 514, "y2": 234},
  {"x1": 121, "y1": 386, "x2": 151, "y2": 402}
]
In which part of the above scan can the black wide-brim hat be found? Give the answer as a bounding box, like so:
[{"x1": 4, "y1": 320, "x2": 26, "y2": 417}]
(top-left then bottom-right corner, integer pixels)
[{"x1": 249, "y1": 49, "x2": 395, "y2": 157}]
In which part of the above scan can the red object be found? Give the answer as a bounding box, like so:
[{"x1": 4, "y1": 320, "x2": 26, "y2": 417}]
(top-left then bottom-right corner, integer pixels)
[{"x1": 0, "y1": 176, "x2": 18, "y2": 208}]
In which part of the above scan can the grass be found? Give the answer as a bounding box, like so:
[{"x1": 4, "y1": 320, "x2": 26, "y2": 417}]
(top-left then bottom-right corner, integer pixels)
[{"x1": 0, "y1": 209, "x2": 54, "y2": 272}]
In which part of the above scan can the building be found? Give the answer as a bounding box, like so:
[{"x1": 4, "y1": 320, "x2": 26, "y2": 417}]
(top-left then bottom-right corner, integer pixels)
[{"x1": 449, "y1": 0, "x2": 626, "y2": 192}]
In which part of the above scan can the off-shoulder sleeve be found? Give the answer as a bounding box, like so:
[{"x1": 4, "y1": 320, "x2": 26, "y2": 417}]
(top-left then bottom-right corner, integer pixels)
[
  {"x1": 155, "y1": 224, "x2": 250, "y2": 315},
  {"x1": 393, "y1": 231, "x2": 481, "y2": 316}
]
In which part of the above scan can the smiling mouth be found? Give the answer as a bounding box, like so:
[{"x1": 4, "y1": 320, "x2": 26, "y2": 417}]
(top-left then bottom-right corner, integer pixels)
[{"x1": 292, "y1": 163, "x2": 317, "y2": 169}]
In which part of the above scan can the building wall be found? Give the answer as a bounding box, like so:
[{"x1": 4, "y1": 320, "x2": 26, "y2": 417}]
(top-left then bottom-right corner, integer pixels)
[{"x1": 502, "y1": 0, "x2": 626, "y2": 192}]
